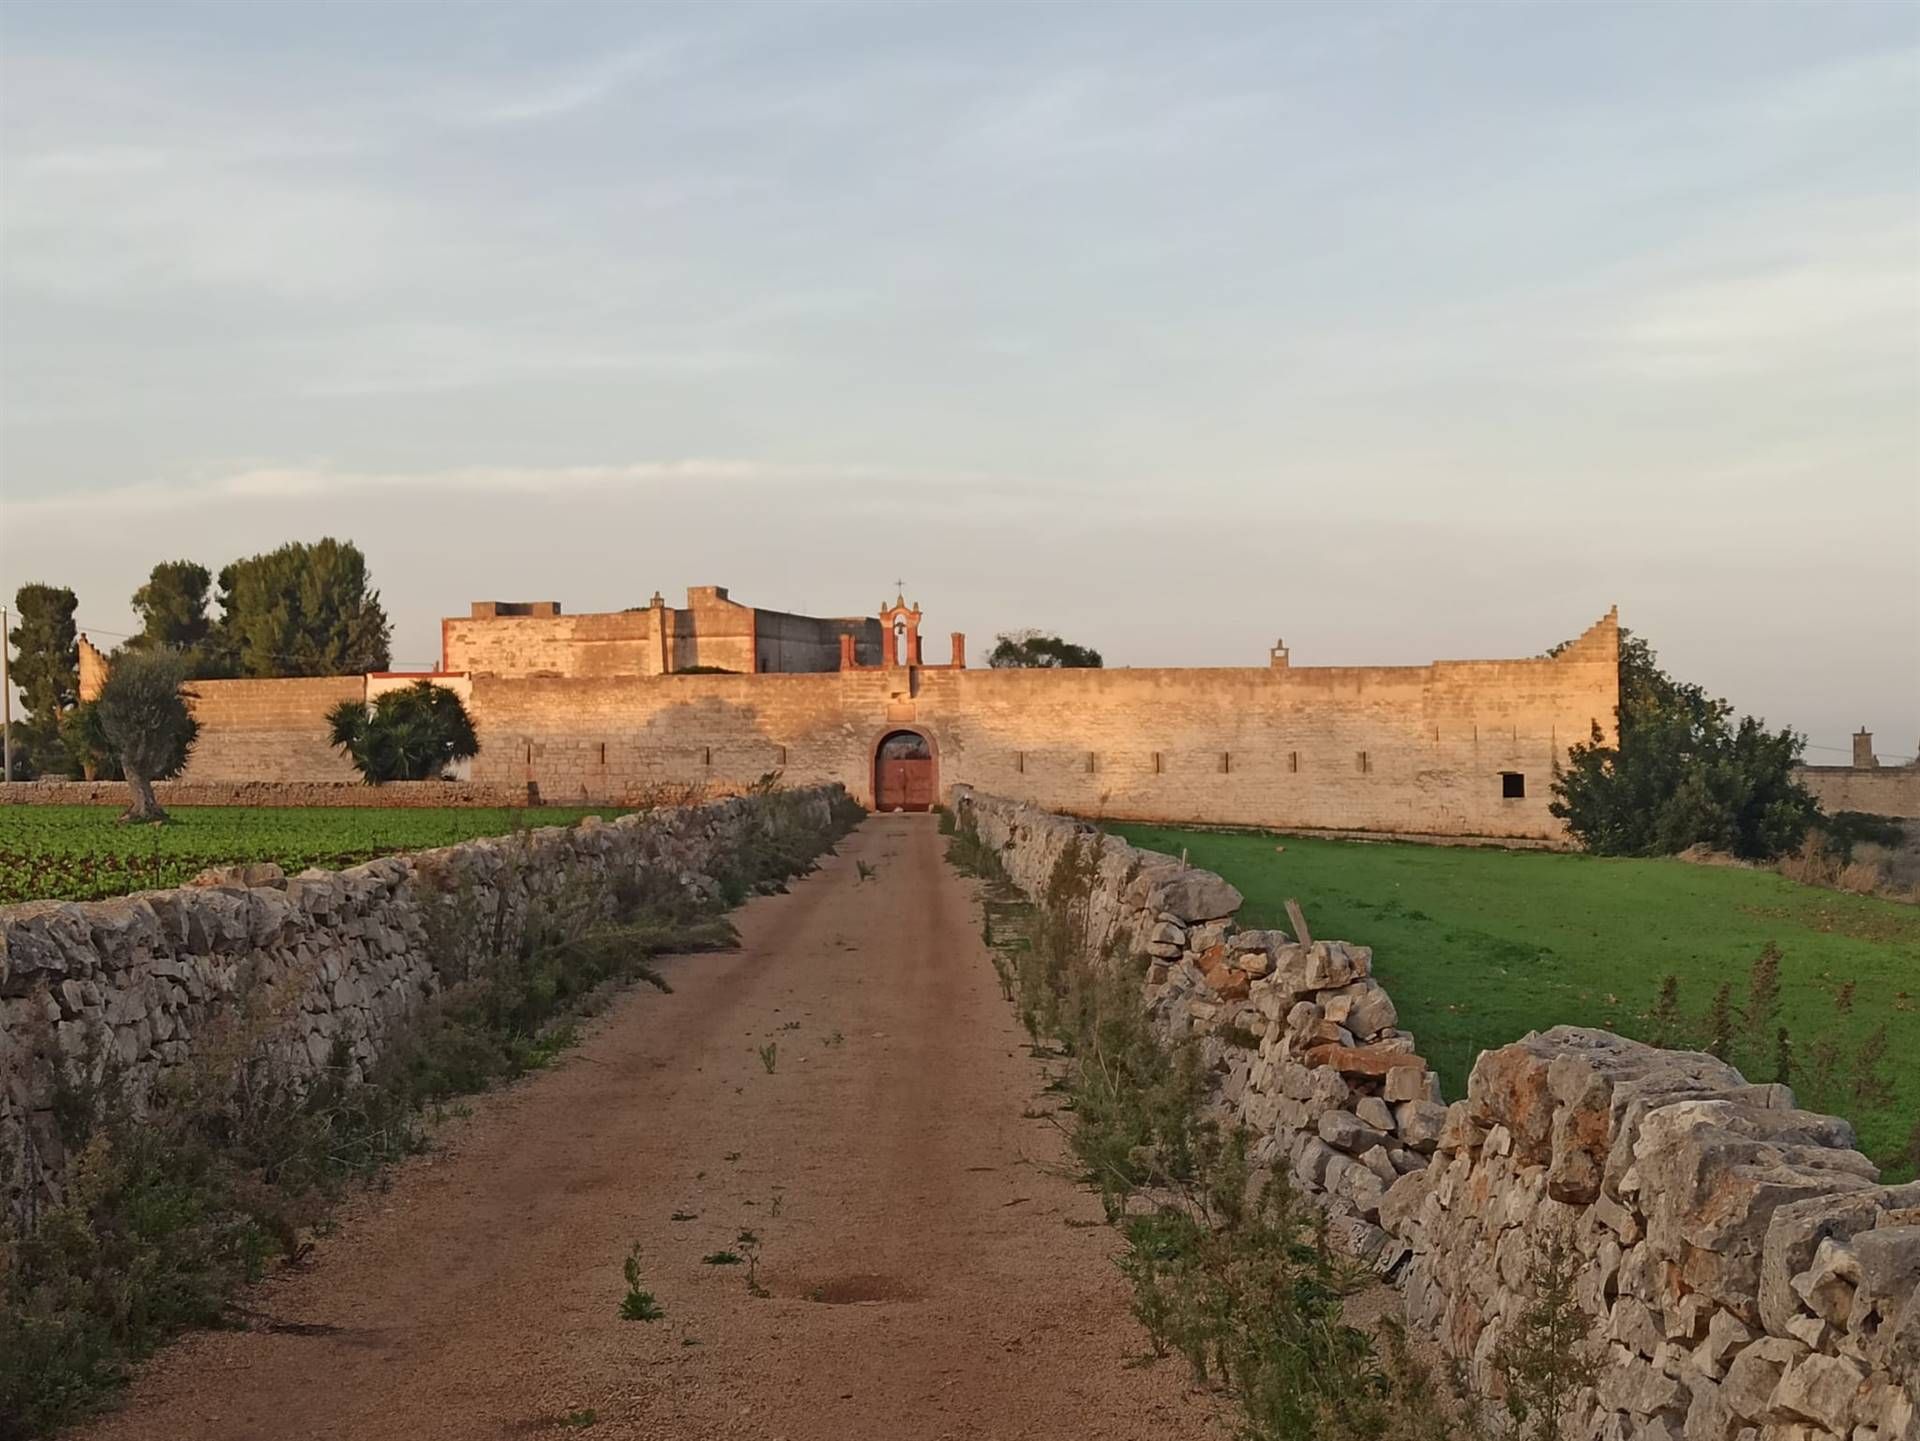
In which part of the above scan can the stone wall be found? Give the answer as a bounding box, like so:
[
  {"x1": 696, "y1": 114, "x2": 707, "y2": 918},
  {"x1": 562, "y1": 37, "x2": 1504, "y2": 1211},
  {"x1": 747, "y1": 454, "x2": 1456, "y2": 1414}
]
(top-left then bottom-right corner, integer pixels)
[
  {"x1": 454, "y1": 609, "x2": 1620, "y2": 842},
  {"x1": 178, "y1": 676, "x2": 365, "y2": 784},
  {"x1": 0, "y1": 779, "x2": 538, "y2": 808},
  {"x1": 0, "y1": 786, "x2": 845, "y2": 1217},
  {"x1": 954, "y1": 788, "x2": 1918, "y2": 1441},
  {"x1": 440, "y1": 587, "x2": 884, "y2": 679},
  {"x1": 164, "y1": 611, "x2": 1617, "y2": 844},
  {"x1": 1796, "y1": 766, "x2": 1920, "y2": 821}
]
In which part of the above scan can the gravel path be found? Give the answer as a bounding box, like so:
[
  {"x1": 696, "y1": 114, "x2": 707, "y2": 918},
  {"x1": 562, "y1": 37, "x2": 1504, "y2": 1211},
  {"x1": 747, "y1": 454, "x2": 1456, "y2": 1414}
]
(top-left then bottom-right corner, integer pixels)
[{"x1": 76, "y1": 814, "x2": 1229, "y2": 1441}]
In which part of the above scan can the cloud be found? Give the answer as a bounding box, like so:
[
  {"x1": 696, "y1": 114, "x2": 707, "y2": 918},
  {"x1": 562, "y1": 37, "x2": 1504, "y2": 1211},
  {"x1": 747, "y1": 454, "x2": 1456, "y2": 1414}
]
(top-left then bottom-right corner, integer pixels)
[
  {"x1": 466, "y1": 46, "x2": 679, "y2": 125},
  {"x1": 1595, "y1": 226, "x2": 1919, "y2": 381},
  {"x1": 3, "y1": 458, "x2": 994, "y2": 518}
]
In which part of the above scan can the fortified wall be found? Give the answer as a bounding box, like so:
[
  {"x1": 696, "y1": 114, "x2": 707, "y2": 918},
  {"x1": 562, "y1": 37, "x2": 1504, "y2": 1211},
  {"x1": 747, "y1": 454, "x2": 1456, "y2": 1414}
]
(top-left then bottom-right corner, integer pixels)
[
  {"x1": 165, "y1": 592, "x2": 1622, "y2": 844},
  {"x1": 955, "y1": 788, "x2": 1918, "y2": 1441},
  {"x1": 0, "y1": 786, "x2": 845, "y2": 1216},
  {"x1": 1796, "y1": 732, "x2": 1920, "y2": 821}
]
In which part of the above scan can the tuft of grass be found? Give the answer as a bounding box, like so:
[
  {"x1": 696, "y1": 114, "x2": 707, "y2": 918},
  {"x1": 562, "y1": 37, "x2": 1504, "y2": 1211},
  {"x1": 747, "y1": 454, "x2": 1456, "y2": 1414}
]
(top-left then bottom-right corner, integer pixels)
[
  {"x1": 701, "y1": 1251, "x2": 743, "y2": 1266},
  {"x1": 757, "y1": 1042, "x2": 778, "y2": 1074},
  {"x1": 619, "y1": 1245, "x2": 664, "y2": 1322},
  {"x1": 561, "y1": 1408, "x2": 598, "y2": 1429}
]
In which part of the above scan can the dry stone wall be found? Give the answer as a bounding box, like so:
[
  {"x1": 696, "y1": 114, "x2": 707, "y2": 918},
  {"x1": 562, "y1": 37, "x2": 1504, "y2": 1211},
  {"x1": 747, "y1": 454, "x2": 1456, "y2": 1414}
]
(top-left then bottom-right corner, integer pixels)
[
  {"x1": 954, "y1": 788, "x2": 1918, "y2": 1441},
  {"x1": 1, "y1": 786, "x2": 844, "y2": 1219}
]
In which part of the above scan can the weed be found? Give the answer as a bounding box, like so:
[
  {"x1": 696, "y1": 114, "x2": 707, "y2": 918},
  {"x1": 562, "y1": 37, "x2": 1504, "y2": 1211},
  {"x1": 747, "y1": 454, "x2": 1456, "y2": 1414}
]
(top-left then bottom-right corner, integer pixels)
[
  {"x1": 670, "y1": 1210, "x2": 697, "y2": 1222},
  {"x1": 701, "y1": 1251, "x2": 743, "y2": 1266},
  {"x1": 1490, "y1": 1230, "x2": 1601, "y2": 1441},
  {"x1": 735, "y1": 1229, "x2": 768, "y2": 1297},
  {"x1": 619, "y1": 1245, "x2": 664, "y2": 1322},
  {"x1": 561, "y1": 1408, "x2": 598, "y2": 1429},
  {"x1": 757, "y1": 1042, "x2": 778, "y2": 1074}
]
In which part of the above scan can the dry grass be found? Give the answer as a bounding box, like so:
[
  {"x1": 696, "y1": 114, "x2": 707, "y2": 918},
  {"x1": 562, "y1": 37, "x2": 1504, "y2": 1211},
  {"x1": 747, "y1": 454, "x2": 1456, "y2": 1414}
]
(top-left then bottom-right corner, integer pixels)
[{"x1": 1774, "y1": 839, "x2": 1917, "y2": 904}]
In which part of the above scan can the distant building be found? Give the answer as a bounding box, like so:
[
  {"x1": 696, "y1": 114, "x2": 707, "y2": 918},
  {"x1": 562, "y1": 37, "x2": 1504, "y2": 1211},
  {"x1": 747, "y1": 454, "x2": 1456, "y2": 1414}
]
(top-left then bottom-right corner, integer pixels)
[{"x1": 155, "y1": 585, "x2": 1625, "y2": 843}]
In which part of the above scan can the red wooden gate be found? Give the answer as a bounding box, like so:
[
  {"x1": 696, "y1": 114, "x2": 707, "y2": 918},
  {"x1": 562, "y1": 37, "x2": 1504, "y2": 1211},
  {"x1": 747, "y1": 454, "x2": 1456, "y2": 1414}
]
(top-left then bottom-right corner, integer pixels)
[{"x1": 876, "y1": 757, "x2": 935, "y2": 812}]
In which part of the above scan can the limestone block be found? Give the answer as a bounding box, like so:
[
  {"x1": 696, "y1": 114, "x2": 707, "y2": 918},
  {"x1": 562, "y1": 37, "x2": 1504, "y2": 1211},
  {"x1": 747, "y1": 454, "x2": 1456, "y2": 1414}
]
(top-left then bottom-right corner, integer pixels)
[
  {"x1": 1385, "y1": 1065, "x2": 1436, "y2": 1104},
  {"x1": 1320, "y1": 1110, "x2": 1391, "y2": 1155},
  {"x1": 1303, "y1": 1041, "x2": 1427, "y2": 1079},
  {"x1": 1695, "y1": 1308, "x2": 1756, "y2": 1380},
  {"x1": 1611, "y1": 1297, "x2": 1666, "y2": 1359},
  {"x1": 1380, "y1": 1168, "x2": 1432, "y2": 1239},
  {"x1": 1724, "y1": 1339, "x2": 1813, "y2": 1422},
  {"x1": 1154, "y1": 870, "x2": 1243, "y2": 924},
  {"x1": 1768, "y1": 1354, "x2": 1867, "y2": 1435},
  {"x1": 1356, "y1": 1095, "x2": 1395, "y2": 1132},
  {"x1": 1845, "y1": 1227, "x2": 1920, "y2": 1375},
  {"x1": 1395, "y1": 1099, "x2": 1450, "y2": 1152}
]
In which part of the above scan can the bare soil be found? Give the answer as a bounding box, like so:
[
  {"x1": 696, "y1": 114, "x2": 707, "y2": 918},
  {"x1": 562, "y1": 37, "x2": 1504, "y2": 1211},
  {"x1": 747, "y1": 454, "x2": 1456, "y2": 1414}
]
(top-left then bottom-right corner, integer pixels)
[{"x1": 75, "y1": 815, "x2": 1229, "y2": 1441}]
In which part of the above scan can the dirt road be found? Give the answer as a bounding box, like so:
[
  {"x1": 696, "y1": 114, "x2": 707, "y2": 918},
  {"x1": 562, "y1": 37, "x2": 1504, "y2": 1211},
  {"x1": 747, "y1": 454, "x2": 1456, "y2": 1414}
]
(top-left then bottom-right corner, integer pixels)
[{"x1": 79, "y1": 815, "x2": 1227, "y2": 1441}]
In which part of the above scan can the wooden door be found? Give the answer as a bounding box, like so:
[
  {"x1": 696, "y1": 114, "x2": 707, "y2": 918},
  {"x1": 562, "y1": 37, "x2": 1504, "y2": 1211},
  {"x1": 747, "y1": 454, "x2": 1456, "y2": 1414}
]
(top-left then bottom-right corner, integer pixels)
[{"x1": 876, "y1": 757, "x2": 935, "y2": 812}]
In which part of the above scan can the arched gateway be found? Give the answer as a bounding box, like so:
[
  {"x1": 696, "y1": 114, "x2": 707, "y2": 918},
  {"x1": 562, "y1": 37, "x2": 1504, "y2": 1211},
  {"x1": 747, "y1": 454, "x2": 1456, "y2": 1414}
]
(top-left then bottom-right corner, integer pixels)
[{"x1": 873, "y1": 730, "x2": 936, "y2": 812}]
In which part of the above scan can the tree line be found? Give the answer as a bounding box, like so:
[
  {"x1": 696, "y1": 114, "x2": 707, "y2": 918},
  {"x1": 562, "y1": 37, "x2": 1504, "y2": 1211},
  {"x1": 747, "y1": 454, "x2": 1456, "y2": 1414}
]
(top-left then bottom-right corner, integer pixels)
[{"x1": 6, "y1": 538, "x2": 391, "y2": 780}]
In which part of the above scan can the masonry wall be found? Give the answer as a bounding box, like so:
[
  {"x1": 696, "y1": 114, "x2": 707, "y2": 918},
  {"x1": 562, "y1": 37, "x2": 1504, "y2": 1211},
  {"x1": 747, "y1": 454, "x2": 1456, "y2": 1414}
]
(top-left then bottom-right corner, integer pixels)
[
  {"x1": 0, "y1": 786, "x2": 844, "y2": 1218},
  {"x1": 752, "y1": 608, "x2": 881, "y2": 673},
  {"x1": 957, "y1": 789, "x2": 1919, "y2": 1441},
  {"x1": 442, "y1": 592, "x2": 886, "y2": 679},
  {"x1": 167, "y1": 613, "x2": 1619, "y2": 843},
  {"x1": 462, "y1": 611, "x2": 1619, "y2": 841},
  {"x1": 1796, "y1": 766, "x2": 1920, "y2": 820},
  {"x1": 443, "y1": 608, "x2": 669, "y2": 678},
  {"x1": 179, "y1": 676, "x2": 364, "y2": 784}
]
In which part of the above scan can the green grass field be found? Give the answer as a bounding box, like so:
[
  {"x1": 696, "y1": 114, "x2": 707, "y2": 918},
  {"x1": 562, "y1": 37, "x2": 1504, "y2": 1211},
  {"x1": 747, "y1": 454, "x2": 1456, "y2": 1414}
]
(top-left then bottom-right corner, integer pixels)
[
  {"x1": 0, "y1": 804, "x2": 627, "y2": 906},
  {"x1": 1106, "y1": 824, "x2": 1920, "y2": 1176}
]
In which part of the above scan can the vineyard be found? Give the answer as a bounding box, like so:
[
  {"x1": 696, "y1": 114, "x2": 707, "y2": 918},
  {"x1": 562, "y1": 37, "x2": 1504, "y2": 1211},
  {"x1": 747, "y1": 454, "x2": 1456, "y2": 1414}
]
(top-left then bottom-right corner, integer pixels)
[{"x1": 0, "y1": 804, "x2": 624, "y2": 905}]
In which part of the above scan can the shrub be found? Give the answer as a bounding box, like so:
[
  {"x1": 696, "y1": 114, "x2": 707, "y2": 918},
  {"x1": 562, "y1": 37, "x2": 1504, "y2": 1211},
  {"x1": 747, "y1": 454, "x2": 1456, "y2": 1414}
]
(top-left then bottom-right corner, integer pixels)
[
  {"x1": 326, "y1": 681, "x2": 479, "y2": 783},
  {"x1": 1550, "y1": 630, "x2": 1816, "y2": 860}
]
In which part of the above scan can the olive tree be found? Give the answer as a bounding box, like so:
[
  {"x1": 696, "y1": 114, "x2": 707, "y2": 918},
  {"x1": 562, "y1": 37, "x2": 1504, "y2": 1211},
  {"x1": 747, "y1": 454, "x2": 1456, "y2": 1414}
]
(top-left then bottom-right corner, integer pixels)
[{"x1": 95, "y1": 651, "x2": 200, "y2": 823}]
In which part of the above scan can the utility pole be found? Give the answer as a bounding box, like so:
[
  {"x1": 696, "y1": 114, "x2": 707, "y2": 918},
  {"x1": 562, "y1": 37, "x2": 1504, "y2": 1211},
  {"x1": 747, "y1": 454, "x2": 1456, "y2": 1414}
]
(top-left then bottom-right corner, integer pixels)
[{"x1": 1, "y1": 603, "x2": 11, "y2": 783}]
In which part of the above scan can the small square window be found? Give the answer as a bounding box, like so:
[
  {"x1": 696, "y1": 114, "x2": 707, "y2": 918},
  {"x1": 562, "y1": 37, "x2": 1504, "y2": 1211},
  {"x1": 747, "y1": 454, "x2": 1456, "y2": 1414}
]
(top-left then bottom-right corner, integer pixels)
[{"x1": 1501, "y1": 772, "x2": 1525, "y2": 799}]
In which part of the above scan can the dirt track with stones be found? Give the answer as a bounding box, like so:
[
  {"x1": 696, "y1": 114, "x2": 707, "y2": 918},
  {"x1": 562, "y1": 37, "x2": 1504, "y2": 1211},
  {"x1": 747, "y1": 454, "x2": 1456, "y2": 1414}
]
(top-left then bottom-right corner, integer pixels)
[{"x1": 76, "y1": 814, "x2": 1228, "y2": 1441}]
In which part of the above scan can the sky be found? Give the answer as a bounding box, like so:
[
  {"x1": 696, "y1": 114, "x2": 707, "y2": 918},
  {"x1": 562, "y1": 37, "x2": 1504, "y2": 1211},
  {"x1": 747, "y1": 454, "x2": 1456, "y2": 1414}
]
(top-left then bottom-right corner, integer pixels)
[{"x1": 1, "y1": 0, "x2": 1915, "y2": 763}]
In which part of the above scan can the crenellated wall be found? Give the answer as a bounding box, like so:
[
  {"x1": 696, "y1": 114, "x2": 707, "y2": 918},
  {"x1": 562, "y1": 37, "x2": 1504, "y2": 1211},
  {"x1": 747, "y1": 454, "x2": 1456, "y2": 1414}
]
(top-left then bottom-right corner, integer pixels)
[{"x1": 955, "y1": 788, "x2": 1918, "y2": 1441}]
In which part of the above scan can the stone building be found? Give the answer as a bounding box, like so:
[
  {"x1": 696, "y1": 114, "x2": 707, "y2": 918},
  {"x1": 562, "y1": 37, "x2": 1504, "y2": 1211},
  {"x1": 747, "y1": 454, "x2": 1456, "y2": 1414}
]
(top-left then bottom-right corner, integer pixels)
[
  {"x1": 161, "y1": 586, "x2": 1623, "y2": 844},
  {"x1": 1795, "y1": 728, "x2": 1920, "y2": 820},
  {"x1": 442, "y1": 587, "x2": 886, "y2": 678}
]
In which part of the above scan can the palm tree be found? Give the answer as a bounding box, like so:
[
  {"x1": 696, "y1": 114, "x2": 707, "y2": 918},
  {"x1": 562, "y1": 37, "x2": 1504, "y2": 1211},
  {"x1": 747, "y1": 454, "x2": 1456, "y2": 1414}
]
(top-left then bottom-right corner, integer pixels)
[{"x1": 327, "y1": 681, "x2": 480, "y2": 782}]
